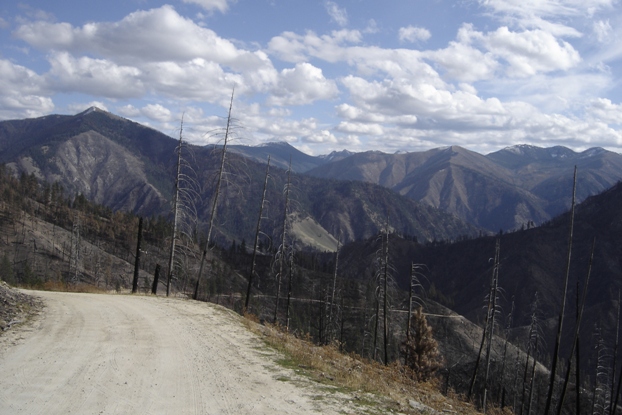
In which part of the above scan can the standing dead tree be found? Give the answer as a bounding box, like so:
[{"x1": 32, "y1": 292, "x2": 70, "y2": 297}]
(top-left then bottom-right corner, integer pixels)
[
  {"x1": 403, "y1": 262, "x2": 427, "y2": 370},
  {"x1": 612, "y1": 296, "x2": 622, "y2": 414},
  {"x1": 131, "y1": 217, "x2": 143, "y2": 294},
  {"x1": 482, "y1": 238, "x2": 501, "y2": 413},
  {"x1": 273, "y1": 158, "x2": 292, "y2": 324},
  {"x1": 373, "y1": 220, "x2": 394, "y2": 364},
  {"x1": 166, "y1": 120, "x2": 184, "y2": 297},
  {"x1": 591, "y1": 324, "x2": 612, "y2": 415},
  {"x1": 469, "y1": 238, "x2": 501, "y2": 404},
  {"x1": 407, "y1": 263, "x2": 426, "y2": 341},
  {"x1": 194, "y1": 89, "x2": 235, "y2": 300},
  {"x1": 166, "y1": 117, "x2": 201, "y2": 297},
  {"x1": 382, "y1": 219, "x2": 391, "y2": 366},
  {"x1": 556, "y1": 238, "x2": 595, "y2": 415},
  {"x1": 526, "y1": 333, "x2": 540, "y2": 415},
  {"x1": 327, "y1": 233, "x2": 341, "y2": 344},
  {"x1": 608, "y1": 289, "x2": 621, "y2": 415},
  {"x1": 68, "y1": 213, "x2": 82, "y2": 285},
  {"x1": 521, "y1": 294, "x2": 541, "y2": 415},
  {"x1": 285, "y1": 241, "x2": 295, "y2": 331},
  {"x1": 244, "y1": 156, "x2": 271, "y2": 312},
  {"x1": 497, "y1": 298, "x2": 515, "y2": 405},
  {"x1": 544, "y1": 165, "x2": 577, "y2": 414}
]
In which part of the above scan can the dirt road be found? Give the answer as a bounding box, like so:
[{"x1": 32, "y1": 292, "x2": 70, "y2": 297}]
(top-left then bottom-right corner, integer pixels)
[{"x1": 0, "y1": 291, "x2": 359, "y2": 415}]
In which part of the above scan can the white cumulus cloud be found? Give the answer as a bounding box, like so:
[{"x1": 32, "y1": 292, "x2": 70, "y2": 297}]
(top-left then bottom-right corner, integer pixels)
[
  {"x1": 587, "y1": 98, "x2": 622, "y2": 124},
  {"x1": 0, "y1": 59, "x2": 53, "y2": 119},
  {"x1": 14, "y1": 5, "x2": 261, "y2": 69},
  {"x1": 398, "y1": 26, "x2": 431, "y2": 43},
  {"x1": 269, "y1": 63, "x2": 339, "y2": 106},
  {"x1": 46, "y1": 52, "x2": 144, "y2": 98},
  {"x1": 142, "y1": 104, "x2": 173, "y2": 122},
  {"x1": 483, "y1": 27, "x2": 581, "y2": 77}
]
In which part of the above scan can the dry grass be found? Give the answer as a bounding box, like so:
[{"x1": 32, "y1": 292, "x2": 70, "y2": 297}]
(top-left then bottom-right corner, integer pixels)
[
  {"x1": 243, "y1": 318, "x2": 514, "y2": 415},
  {"x1": 41, "y1": 281, "x2": 109, "y2": 294}
]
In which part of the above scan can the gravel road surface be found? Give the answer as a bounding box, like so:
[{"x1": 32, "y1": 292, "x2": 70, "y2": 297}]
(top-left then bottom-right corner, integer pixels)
[{"x1": 0, "y1": 291, "x2": 358, "y2": 415}]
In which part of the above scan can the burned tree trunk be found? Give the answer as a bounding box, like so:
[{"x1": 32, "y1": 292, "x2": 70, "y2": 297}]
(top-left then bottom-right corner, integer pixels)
[
  {"x1": 557, "y1": 238, "x2": 594, "y2": 415},
  {"x1": 469, "y1": 238, "x2": 500, "y2": 401},
  {"x1": 151, "y1": 264, "x2": 161, "y2": 295},
  {"x1": 244, "y1": 156, "x2": 271, "y2": 312},
  {"x1": 166, "y1": 120, "x2": 184, "y2": 297},
  {"x1": 483, "y1": 239, "x2": 501, "y2": 412},
  {"x1": 544, "y1": 165, "x2": 577, "y2": 414},
  {"x1": 327, "y1": 235, "x2": 340, "y2": 344},
  {"x1": 273, "y1": 158, "x2": 292, "y2": 324},
  {"x1": 131, "y1": 217, "x2": 143, "y2": 294},
  {"x1": 194, "y1": 89, "x2": 235, "y2": 300}
]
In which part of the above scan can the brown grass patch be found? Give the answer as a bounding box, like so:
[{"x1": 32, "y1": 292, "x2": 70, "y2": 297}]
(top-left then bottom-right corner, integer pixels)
[
  {"x1": 243, "y1": 319, "x2": 514, "y2": 415},
  {"x1": 41, "y1": 281, "x2": 108, "y2": 294}
]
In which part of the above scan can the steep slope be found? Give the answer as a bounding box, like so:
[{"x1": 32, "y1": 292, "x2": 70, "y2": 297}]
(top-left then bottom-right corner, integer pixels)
[
  {"x1": 338, "y1": 180, "x2": 622, "y2": 374},
  {"x1": 307, "y1": 146, "x2": 549, "y2": 231},
  {"x1": 306, "y1": 144, "x2": 622, "y2": 232},
  {"x1": 196, "y1": 152, "x2": 479, "y2": 248},
  {"x1": 487, "y1": 144, "x2": 622, "y2": 216},
  {"x1": 9, "y1": 130, "x2": 166, "y2": 214},
  {"x1": 0, "y1": 108, "x2": 174, "y2": 214}
]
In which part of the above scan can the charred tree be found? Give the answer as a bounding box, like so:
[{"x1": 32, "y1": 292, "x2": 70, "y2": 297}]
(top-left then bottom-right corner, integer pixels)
[
  {"x1": 244, "y1": 156, "x2": 271, "y2": 312},
  {"x1": 166, "y1": 120, "x2": 184, "y2": 297},
  {"x1": 483, "y1": 238, "x2": 501, "y2": 413},
  {"x1": 273, "y1": 159, "x2": 292, "y2": 324},
  {"x1": 544, "y1": 165, "x2": 577, "y2": 414},
  {"x1": 557, "y1": 238, "x2": 595, "y2": 415},
  {"x1": 194, "y1": 89, "x2": 235, "y2": 300},
  {"x1": 469, "y1": 238, "x2": 500, "y2": 401},
  {"x1": 327, "y1": 234, "x2": 340, "y2": 344},
  {"x1": 498, "y1": 299, "x2": 515, "y2": 404},
  {"x1": 131, "y1": 217, "x2": 143, "y2": 294},
  {"x1": 151, "y1": 264, "x2": 161, "y2": 295},
  {"x1": 609, "y1": 290, "x2": 621, "y2": 415},
  {"x1": 285, "y1": 246, "x2": 294, "y2": 331}
]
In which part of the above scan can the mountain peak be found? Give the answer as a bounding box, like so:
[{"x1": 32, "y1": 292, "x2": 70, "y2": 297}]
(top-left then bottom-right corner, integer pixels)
[
  {"x1": 77, "y1": 106, "x2": 106, "y2": 116},
  {"x1": 502, "y1": 144, "x2": 540, "y2": 154},
  {"x1": 580, "y1": 147, "x2": 607, "y2": 158},
  {"x1": 75, "y1": 106, "x2": 127, "y2": 123},
  {"x1": 319, "y1": 149, "x2": 355, "y2": 162},
  {"x1": 491, "y1": 144, "x2": 577, "y2": 160},
  {"x1": 259, "y1": 141, "x2": 294, "y2": 149}
]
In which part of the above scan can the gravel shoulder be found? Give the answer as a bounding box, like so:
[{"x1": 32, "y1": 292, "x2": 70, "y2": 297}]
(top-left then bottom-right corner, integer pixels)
[{"x1": 0, "y1": 291, "x2": 363, "y2": 415}]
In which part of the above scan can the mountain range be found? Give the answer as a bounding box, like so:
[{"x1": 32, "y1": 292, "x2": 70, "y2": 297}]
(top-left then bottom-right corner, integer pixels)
[
  {"x1": 218, "y1": 137, "x2": 622, "y2": 233},
  {"x1": 0, "y1": 108, "x2": 475, "y2": 249},
  {"x1": 4, "y1": 107, "x2": 622, "y2": 245}
]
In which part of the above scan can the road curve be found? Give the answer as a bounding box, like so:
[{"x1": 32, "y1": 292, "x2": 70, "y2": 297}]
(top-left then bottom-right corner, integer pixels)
[{"x1": 0, "y1": 291, "x2": 355, "y2": 415}]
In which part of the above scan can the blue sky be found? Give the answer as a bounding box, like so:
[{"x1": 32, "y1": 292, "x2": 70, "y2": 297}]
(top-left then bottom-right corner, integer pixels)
[{"x1": 1, "y1": 0, "x2": 621, "y2": 155}]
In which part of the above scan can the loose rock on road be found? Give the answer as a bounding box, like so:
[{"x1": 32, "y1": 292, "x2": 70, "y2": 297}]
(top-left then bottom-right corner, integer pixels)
[{"x1": 0, "y1": 291, "x2": 358, "y2": 414}]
